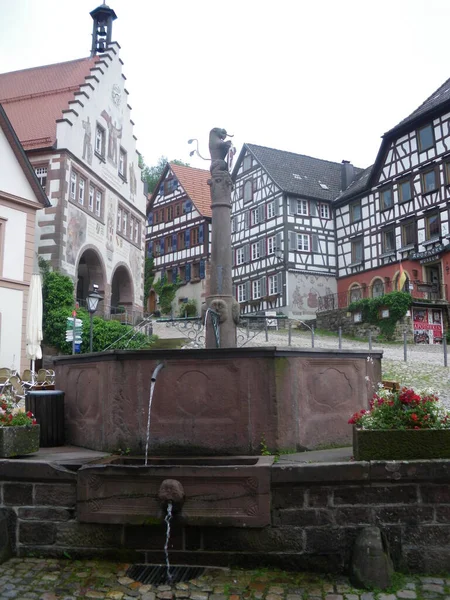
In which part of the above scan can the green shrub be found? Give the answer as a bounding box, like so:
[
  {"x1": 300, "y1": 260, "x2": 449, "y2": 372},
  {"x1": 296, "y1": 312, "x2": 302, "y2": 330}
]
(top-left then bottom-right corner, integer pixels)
[
  {"x1": 153, "y1": 275, "x2": 181, "y2": 315},
  {"x1": 348, "y1": 292, "x2": 412, "y2": 340},
  {"x1": 178, "y1": 299, "x2": 197, "y2": 318}
]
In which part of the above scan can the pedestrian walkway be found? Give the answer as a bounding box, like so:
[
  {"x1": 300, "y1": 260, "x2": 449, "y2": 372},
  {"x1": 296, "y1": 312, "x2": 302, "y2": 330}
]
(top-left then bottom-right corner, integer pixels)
[{"x1": 0, "y1": 558, "x2": 449, "y2": 600}]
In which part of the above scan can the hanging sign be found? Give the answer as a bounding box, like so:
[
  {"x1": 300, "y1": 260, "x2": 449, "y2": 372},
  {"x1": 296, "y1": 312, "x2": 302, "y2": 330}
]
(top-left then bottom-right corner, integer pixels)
[{"x1": 410, "y1": 243, "x2": 448, "y2": 262}]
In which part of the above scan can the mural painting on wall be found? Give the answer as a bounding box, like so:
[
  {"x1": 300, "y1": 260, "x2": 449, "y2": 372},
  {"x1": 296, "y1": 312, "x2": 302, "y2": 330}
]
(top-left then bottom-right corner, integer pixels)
[
  {"x1": 129, "y1": 163, "x2": 137, "y2": 201},
  {"x1": 291, "y1": 276, "x2": 332, "y2": 314},
  {"x1": 82, "y1": 116, "x2": 93, "y2": 165},
  {"x1": 129, "y1": 245, "x2": 141, "y2": 296},
  {"x1": 413, "y1": 307, "x2": 443, "y2": 345},
  {"x1": 66, "y1": 206, "x2": 87, "y2": 265},
  {"x1": 101, "y1": 109, "x2": 122, "y2": 167},
  {"x1": 106, "y1": 198, "x2": 115, "y2": 263}
]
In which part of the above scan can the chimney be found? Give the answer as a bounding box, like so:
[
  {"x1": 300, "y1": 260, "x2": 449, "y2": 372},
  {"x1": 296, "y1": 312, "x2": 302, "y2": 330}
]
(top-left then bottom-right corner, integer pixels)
[{"x1": 341, "y1": 160, "x2": 354, "y2": 191}]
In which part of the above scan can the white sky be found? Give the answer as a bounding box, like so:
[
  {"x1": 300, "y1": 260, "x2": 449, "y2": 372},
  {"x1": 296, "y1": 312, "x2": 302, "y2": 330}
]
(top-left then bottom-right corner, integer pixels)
[{"x1": 1, "y1": 0, "x2": 449, "y2": 172}]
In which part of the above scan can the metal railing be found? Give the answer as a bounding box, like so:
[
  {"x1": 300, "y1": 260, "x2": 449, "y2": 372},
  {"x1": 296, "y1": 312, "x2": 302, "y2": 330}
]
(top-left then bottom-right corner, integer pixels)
[{"x1": 317, "y1": 281, "x2": 448, "y2": 313}]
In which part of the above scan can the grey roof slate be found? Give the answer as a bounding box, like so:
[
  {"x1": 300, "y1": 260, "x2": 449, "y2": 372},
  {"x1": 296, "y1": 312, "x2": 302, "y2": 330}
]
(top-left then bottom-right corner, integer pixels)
[
  {"x1": 334, "y1": 165, "x2": 373, "y2": 203},
  {"x1": 244, "y1": 143, "x2": 364, "y2": 201},
  {"x1": 385, "y1": 76, "x2": 450, "y2": 136}
]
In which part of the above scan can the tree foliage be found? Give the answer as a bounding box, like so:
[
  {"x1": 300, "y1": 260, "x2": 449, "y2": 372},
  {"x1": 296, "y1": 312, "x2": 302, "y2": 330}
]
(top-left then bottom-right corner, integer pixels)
[
  {"x1": 153, "y1": 276, "x2": 182, "y2": 315},
  {"x1": 142, "y1": 156, "x2": 189, "y2": 193},
  {"x1": 143, "y1": 256, "x2": 154, "y2": 309},
  {"x1": 348, "y1": 292, "x2": 412, "y2": 340}
]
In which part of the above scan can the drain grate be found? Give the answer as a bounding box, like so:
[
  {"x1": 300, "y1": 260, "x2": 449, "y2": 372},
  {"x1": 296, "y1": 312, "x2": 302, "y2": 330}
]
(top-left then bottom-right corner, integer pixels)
[{"x1": 126, "y1": 564, "x2": 205, "y2": 585}]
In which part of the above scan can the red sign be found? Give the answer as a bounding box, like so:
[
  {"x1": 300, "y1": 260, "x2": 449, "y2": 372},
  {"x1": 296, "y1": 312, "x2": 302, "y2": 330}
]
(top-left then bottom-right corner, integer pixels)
[{"x1": 72, "y1": 310, "x2": 77, "y2": 317}]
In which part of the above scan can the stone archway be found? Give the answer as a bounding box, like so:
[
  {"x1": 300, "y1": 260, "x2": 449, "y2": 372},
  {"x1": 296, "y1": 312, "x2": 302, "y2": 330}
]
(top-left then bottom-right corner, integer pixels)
[
  {"x1": 76, "y1": 247, "x2": 106, "y2": 308},
  {"x1": 110, "y1": 263, "x2": 134, "y2": 311}
]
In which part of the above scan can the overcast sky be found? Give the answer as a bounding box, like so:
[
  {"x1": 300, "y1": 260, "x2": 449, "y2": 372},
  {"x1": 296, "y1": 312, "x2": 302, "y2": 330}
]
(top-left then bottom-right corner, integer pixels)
[{"x1": 1, "y1": 0, "x2": 449, "y2": 172}]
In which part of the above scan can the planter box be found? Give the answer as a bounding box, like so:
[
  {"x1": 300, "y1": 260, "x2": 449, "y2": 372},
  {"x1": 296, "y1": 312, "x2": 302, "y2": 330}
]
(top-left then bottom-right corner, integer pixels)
[
  {"x1": 0, "y1": 426, "x2": 40, "y2": 458},
  {"x1": 353, "y1": 427, "x2": 450, "y2": 460}
]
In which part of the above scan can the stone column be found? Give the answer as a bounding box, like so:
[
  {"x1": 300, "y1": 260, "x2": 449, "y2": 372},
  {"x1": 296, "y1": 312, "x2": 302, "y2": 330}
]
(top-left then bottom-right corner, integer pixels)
[{"x1": 205, "y1": 128, "x2": 238, "y2": 348}]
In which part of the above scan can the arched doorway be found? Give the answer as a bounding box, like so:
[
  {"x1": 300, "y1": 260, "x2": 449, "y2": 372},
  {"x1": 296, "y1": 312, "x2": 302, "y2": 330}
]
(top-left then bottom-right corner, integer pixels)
[
  {"x1": 76, "y1": 248, "x2": 105, "y2": 307},
  {"x1": 147, "y1": 289, "x2": 157, "y2": 313},
  {"x1": 110, "y1": 264, "x2": 134, "y2": 311}
]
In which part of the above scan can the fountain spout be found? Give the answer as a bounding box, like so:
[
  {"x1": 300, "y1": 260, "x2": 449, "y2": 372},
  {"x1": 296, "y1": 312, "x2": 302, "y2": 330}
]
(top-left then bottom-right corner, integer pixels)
[
  {"x1": 158, "y1": 479, "x2": 185, "y2": 512},
  {"x1": 151, "y1": 362, "x2": 165, "y2": 382},
  {"x1": 144, "y1": 362, "x2": 165, "y2": 466}
]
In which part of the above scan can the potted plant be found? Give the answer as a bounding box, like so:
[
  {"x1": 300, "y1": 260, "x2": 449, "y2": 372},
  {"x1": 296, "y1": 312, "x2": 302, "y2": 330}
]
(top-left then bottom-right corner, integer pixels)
[
  {"x1": 349, "y1": 385, "x2": 450, "y2": 460},
  {"x1": 0, "y1": 393, "x2": 40, "y2": 458}
]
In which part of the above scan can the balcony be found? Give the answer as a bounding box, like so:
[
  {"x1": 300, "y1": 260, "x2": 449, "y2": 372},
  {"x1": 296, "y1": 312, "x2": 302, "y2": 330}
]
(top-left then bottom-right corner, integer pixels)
[{"x1": 317, "y1": 281, "x2": 448, "y2": 313}]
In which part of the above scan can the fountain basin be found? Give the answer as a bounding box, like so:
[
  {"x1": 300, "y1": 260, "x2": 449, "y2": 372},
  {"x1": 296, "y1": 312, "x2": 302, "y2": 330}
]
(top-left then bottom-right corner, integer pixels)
[{"x1": 77, "y1": 455, "x2": 274, "y2": 528}]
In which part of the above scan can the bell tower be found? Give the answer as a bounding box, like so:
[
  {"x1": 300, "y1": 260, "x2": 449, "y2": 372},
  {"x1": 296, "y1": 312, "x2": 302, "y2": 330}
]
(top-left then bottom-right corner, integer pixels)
[{"x1": 90, "y1": 3, "x2": 117, "y2": 56}]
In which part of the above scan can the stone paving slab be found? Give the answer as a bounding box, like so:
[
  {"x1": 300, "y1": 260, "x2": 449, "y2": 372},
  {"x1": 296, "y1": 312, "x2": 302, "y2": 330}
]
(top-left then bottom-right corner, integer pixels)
[{"x1": 0, "y1": 559, "x2": 449, "y2": 600}]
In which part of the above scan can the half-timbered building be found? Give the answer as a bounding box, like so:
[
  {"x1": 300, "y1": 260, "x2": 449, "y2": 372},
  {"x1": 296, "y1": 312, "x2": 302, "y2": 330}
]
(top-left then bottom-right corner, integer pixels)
[
  {"x1": 146, "y1": 163, "x2": 211, "y2": 314},
  {"x1": 333, "y1": 77, "x2": 450, "y2": 343},
  {"x1": 231, "y1": 144, "x2": 362, "y2": 319},
  {"x1": 0, "y1": 4, "x2": 146, "y2": 320}
]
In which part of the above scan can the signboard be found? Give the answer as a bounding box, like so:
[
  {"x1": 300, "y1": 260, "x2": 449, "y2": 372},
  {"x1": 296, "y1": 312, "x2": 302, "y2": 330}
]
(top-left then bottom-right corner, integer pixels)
[
  {"x1": 265, "y1": 310, "x2": 277, "y2": 328},
  {"x1": 410, "y1": 243, "x2": 447, "y2": 262},
  {"x1": 413, "y1": 307, "x2": 443, "y2": 345}
]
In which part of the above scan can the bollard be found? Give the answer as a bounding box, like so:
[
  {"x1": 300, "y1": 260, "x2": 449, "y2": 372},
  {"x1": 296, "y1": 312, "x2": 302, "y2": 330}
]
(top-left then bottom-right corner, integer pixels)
[
  {"x1": 311, "y1": 324, "x2": 315, "y2": 348},
  {"x1": 338, "y1": 326, "x2": 342, "y2": 350},
  {"x1": 403, "y1": 331, "x2": 407, "y2": 362},
  {"x1": 444, "y1": 335, "x2": 448, "y2": 368},
  {"x1": 368, "y1": 330, "x2": 372, "y2": 351},
  {"x1": 288, "y1": 322, "x2": 292, "y2": 346},
  {"x1": 265, "y1": 319, "x2": 268, "y2": 342}
]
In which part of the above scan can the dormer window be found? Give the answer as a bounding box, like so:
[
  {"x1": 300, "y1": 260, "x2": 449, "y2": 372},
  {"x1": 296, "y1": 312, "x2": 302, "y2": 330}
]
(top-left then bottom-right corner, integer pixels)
[
  {"x1": 243, "y1": 155, "x2": 252, "y2": 171},
  {"x1": 418, "y1": 124, "x2": 434, "y2": 152},
  {"x1": 243, "y1": 180, "x2": 253, "y2": 203}
]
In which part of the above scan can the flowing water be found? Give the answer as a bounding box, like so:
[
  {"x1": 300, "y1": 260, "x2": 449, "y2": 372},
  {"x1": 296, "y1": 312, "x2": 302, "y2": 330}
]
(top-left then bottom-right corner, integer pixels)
[
  {"x1": 144, "y1": 363, "x2": 164, "y2": 466},
  {"x1": 164, "y1": 501, "x2": 173, "y2": 582}
]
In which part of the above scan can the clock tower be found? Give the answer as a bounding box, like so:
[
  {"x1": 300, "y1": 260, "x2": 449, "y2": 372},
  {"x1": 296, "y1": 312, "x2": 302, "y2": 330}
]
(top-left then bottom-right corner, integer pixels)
[{"x1": 90, "y1": 3, "x2": 117, "y2": 57}]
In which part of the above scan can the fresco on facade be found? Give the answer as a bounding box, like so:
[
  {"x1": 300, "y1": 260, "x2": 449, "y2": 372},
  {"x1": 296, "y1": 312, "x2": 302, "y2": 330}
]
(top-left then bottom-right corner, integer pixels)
[
  {"x1": 101, "y1": 109, "x2": 122, "y2": 167},
  {"x1": 129, "y1": 162, "x2": 137, "y2": 200},
  {"x1": 66, "y1": 206, "x2": 87, "y2": 265},
  {"x1": 290, "y1": 275, "x2": 334, "y2": 315},
  {"x1": 82, "y1": 116, "x2": 93, "y2": 165},
  {"x1": 129, "y1": 245, "x2": 141, "y2": 293},
  {"x1": 106, "y1": 198, "x2": 115, "y2": 262}
]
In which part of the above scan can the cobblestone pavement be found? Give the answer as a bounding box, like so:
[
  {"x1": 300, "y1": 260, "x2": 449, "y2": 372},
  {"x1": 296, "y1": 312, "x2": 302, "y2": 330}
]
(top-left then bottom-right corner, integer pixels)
[{"x1": 0, "y1": 558, "x2": 449, "y2": 600}]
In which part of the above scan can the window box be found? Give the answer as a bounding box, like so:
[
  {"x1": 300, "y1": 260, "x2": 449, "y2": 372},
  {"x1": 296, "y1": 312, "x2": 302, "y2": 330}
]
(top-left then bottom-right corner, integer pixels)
[
  {"x1": 0, "y1": 426, "x2": 40, "y2": 458},
  {"x1": 353, "y1": 427, "x2": 450, "y2": 461}
]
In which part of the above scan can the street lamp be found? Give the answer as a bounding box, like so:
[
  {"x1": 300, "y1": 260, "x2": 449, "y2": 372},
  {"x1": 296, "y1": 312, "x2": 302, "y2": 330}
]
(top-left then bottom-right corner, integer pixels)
[{"x1": 86, "y1": 284, "x2": 103, "y2": 352}]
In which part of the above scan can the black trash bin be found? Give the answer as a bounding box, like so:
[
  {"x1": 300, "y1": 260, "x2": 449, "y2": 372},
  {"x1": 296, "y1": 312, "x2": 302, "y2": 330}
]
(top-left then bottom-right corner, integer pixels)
[{"x1": 25, "y1": 390, "x2": 65, "y2": 447}]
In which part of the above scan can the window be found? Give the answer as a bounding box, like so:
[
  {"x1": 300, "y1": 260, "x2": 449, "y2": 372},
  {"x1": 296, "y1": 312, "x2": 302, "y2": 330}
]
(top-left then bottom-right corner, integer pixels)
[
  {"x1": 297, "y1": 200, "x2": 308, "y2": 215},
  {"x1": 119, "y1": 148, "x2": 127, "y2": 179},
  {"x1": 350, "y1": 201, "x2": 361, "y2": 223},
  {"x1": 34, "y1": 167, "x2": 47, "y2": 190},
  {"x1": 380, "y1": 187, "x2": 393, "y2": 210},
  {"x1": 297, "y1": 233, "x2": 310, "y2": 252},
  {"x1": 191, "y1": 228, "x2": 199, "y2": 246},
  {"x1": 89, "y1": 186, "x2": 94, "y2": 211},
  {"x1": 95, "y1": 190, "x2": 102, "y2": 216},
  {"x1": 422, "y1": 169, "x2": 437, "y2": 194},
  {"x1": 418, "y1": 124, "x2": 434, "y2": 152},
  {"x1": 167, "y1": 205, "x2": 174, "y2": 221},
  {"x1": 382, "y1": 227, "x2": 395, "y2": 253},
  {"x1": 123, "y1": 210, "x2": 128, "y2": 233},
  {"x1": 117, "y1": 208, "x2": 122, "y2": 232},
  {"x1": 398, "y1": 179, "x2": 413, "y2": 203},
  {"x1": 268, "y1": 274, "x2": 279, "y2": 295},
  {"x1": 372, "y1": 280, "x2": 384, "y2": 298},
  {"x1": 175, "y1": 204, "x2": 181, "y2": 218},
  {"x1": 95, "y1": 125, "x2": 105, "y2": 157},
  {"x1": 78, "y1": 178, "x2": 85, "y2": 205},
  {"x1": 154, "y1": 211, "x2": 158, "y2": 225},
  {"x1": 349, "y1": 285, "x2": 362, "y2": 302},
  {"x1": 236, "y1": 247, "x2": 245, "y2": 265},
  {"x1": 351, "y1": 238, "x2": 363, "y2": 263},
  {"x1": 267, "y1": 236, "x2": 275, "y2": 255},
  {"x1": 237, "y1": 283, "x2": 247, "y2": 303},
  {"x1": 129, "y1": 216, "x2": 134, "y2": 239},
  {"x1": 251, "y1": 242, "x2": 260, "y2": 260},
  {"x1": 319, "y1": 203, "x2": 330, "y2": 219},
  {"x1": 252, "y1": 279, "x2": 261, "y2": 299},
  {"x1": 192, "y1": 263, "x2": 200, "y2": 279},
  {"x1": 251, "y1": 208, "x2": 260, "y2": 225},
  {"x1": 243, "y1": 155, "x2": 252, "y2": 171},
  {"x1": 401, "y1": 220, "x2": 416, "y2": 246},
  {"x1": 178, "y1": 231, "x2": 185, "y2": 249},
  {"x1": 70, "y1": 172, "x2": 77, "y2": 200},
  {"x1": 426, "y1": 213, "x2": 440, "y2": 239},
  {"x1": 243, "y1": 180, "x2": 253, "y2": 203},
  {"x1": 267, "y1": 202, "x2": 275, "y2": 219}
]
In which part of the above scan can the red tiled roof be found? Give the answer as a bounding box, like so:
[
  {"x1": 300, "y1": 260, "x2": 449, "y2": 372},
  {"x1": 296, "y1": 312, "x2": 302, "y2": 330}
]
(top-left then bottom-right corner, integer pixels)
[
  {"x1": 170, "y1": 163, "x2": 211, "y2": 218},
  {"x1": 0, "y1": 57, "x2": 99, "y2": 150}
]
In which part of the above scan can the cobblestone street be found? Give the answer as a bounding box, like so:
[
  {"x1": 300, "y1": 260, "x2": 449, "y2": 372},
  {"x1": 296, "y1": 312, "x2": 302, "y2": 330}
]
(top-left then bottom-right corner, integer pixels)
[{"x1": 0, "y1": 558, "x2": 449, "y2": 600}]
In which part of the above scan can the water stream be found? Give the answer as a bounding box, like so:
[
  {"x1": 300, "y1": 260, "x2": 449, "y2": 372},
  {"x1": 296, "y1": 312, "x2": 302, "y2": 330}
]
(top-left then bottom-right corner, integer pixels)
[
  {"x1": 144, "y1": 363, "x2": 164, "y2": 466},
  {"x1": 164, "y1": 501, "x2": 173, "y2": 583}
]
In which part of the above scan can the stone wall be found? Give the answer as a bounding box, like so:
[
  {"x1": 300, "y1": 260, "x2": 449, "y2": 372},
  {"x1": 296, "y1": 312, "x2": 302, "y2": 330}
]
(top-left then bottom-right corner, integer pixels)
[
  {"x1": 1, "y1": 459, "x2": 450, "y2": 574},
  {"x1": 316, "y1": 310, "x2": 415, "y2": 342}
]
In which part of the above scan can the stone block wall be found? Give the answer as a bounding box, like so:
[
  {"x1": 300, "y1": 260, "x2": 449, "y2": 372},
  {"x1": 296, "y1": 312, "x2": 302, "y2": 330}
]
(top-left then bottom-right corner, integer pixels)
[
  {"x1": 316, "y1": 310, "x2": 415, "y2": 342},
  {"x1": 1, "y1": 459, "x2": 450, "y2": 573}
]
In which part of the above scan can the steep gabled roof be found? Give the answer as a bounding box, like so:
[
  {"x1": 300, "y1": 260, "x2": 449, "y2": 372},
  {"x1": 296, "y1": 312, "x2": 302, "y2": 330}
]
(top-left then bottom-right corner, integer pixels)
[
  {"x1": 234, "y1": 143, "x2": 364, "y2": 201},
  {"x1": 0, "y1": 103, "x2": 51, "y2": 207},
  {"x1": 0, "y1": 57, "x2": 99, "y2": 150},
  {"x1": 169, "y1": 163, "x2": 211, "y2": 217}
]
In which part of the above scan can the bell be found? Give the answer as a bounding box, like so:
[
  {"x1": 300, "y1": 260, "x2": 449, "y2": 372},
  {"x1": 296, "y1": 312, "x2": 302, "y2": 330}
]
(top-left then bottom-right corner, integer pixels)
[
  {"x1": 97, "y1": 42, "x2": 106, "y2": 53},
  {"x1": 97, "y1": 26, "x2": 107, "y2": 36}
]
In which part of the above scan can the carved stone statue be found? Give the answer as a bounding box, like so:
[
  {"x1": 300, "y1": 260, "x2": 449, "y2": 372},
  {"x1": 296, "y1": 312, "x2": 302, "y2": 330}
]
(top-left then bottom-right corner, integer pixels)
[{"x1": 209, "y1": 128, "x2": 234, "y2": 173}]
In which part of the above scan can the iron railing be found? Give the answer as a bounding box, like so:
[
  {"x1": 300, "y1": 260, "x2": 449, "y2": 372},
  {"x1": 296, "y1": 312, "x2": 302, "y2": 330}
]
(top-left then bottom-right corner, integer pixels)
[{"x1": 317, "y1": 281, "x2": 448, "y2": 313}]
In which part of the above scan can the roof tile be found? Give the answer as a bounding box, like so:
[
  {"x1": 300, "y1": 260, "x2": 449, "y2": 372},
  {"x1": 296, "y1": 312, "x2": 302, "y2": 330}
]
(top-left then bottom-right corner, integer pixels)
[{"x1": 170, "y1": 163, "x2": 211, "y2": 217}]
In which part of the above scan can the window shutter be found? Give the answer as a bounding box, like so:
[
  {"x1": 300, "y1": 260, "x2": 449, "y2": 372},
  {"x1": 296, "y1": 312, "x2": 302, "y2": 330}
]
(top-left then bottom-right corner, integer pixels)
[
  {"x1": 172, "y1": 233, "x2": 177, "y2": 251},
  {"x1": 276, "y1": 232, "x2": 282, "y2": 250},
  {"x1": 310, "y1": 201, "x2": 317, "y2": 216},
  {"x1": 147, "y1": 241, "x2": 153, "y2": 257},
  {"x1": 261, "y1": 276, "x2": 267, "y2": 297},
  {"x1": 259, "y1": 239, "x2": 266, "y2": 257},
  {"x1": 258, "y1": 204, "x2": 265, "y2": 222},
  {"x1": 244, "y1": 211, "x2": 249, "y2": 229},
  {"x1": 274, "y1": 200, "x2": 280, "y2": 216},
  {"x1": 185, "y1": 264, "x2": 191, "y2": 281},
  {"x1": 312, "y1": 234, "x2": 319, "y2": 253},
  {"x1": 172, "y1": 266, "x2": 178, "y2": 281},
  {"x1": 199, "y1": 259, "x2": 205, "y2": 279},
  {"x1": 159, "y1": 183, "x2": 164, "y2": 195},
  {"x1": 277, "y1": 272, "x2": 283, "y2": 294},
  {"x1": 147, "y1": 212, "x2": 153, "y2": 225},
  {"x1": 199, "y1": 223, "x2": 204, "y2": 243},
  {"x1": 160, "y1": 238, "x2": 165, "y2": 254},
  {"x1": 232, "y1": 250, "x2": 235, "y2": 267},
  {"x1": 244, "y1": 244, "x2": 250, "y2": 263},
  {"x1": 185, "y1": 229, "x2": 191, "y2": 247},
  {"x1": 288, "y1": 197, "x2": 295, "y2": 215},
  {"x1": 289, "y1": 231, "x2": 296, "y2": 251},
  {"x1": 233, "y1": 216, "x2": 238, "y2": 232},
  {"x1": 245, "y1": 281, "x2": 250, "y2": 301}
]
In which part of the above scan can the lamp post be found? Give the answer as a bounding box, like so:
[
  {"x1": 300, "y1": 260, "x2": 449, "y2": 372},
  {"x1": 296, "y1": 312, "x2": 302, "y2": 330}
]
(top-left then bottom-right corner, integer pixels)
[{"x1": 86, "y1": 285, "x2": 103, "y2": 352}]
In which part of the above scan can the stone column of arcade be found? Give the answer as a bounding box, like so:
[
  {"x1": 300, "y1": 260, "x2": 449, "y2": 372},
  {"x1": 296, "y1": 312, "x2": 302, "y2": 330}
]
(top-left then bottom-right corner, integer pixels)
[{"x1": 205, "y1": 128, "x2": 239, "y2": 348}]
